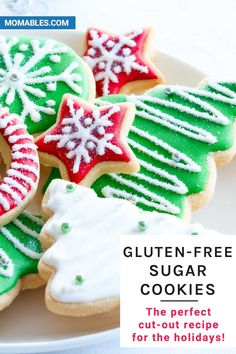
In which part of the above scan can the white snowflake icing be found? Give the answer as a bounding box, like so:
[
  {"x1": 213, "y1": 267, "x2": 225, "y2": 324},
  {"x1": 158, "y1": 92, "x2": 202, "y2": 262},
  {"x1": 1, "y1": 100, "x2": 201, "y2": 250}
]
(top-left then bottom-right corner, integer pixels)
[
  {"x1": 84, "y1": 29, "x2": 149, "y2": 95},
  {"x1": 0, "y1": 36, "x2": 83, "y2": 122},
  {"x1": 44, "y1": 99, "x2": 123, "y2": 174}
]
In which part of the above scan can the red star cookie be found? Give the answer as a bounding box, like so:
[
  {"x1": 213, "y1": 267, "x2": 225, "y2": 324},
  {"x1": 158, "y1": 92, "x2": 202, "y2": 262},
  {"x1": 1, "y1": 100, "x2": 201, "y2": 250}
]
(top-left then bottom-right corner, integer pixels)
[
  {"x1": 35, "y1": 94, "x2": 139, "y2": 186},
  {"x1": 83, "y1": 28, "x2": 164, "y2": 96}
]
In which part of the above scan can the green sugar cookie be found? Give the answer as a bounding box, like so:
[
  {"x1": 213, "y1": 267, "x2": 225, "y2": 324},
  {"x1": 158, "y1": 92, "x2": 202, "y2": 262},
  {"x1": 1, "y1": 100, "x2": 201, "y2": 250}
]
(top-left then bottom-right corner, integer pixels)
[
  {"x1": 0, "y1": 35, "x2": 95, "y2": 134},
  {"x1": 0, "y1": 211, "x2": 44, "y2": 310},
  {"x1": 92, "y1": 80, "x2": 236, "y2": 218}
]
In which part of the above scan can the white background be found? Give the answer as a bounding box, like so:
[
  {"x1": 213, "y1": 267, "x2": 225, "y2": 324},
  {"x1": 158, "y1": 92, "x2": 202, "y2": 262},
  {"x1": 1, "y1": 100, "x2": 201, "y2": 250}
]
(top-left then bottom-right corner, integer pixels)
[
  {"x1": 1, "y1": 0, "x2": 236, "y2": 353},
  {"x1": 2, "y1": 0, "x2": 235, "y2": 79}
]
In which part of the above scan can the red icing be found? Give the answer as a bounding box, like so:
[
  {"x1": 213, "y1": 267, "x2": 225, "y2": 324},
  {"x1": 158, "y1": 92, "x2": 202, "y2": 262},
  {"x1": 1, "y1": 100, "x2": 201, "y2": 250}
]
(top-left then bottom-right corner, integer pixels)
[
  {"x1": 0, "y1": 109, "x2": 39, "y2": 216},
  {"x1": 35, "y1": 96, "x2": 132, "y2": 183},
  {"x1": 83, "y1": 28, "x2": 158, "y2": 96}
]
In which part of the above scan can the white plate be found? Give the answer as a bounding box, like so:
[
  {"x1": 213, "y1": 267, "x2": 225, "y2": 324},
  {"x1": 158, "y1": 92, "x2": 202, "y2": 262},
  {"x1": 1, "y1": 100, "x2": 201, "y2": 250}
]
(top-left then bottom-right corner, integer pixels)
[{"x1": 2, "y1": 30, "x2": 234, "y2": 354}]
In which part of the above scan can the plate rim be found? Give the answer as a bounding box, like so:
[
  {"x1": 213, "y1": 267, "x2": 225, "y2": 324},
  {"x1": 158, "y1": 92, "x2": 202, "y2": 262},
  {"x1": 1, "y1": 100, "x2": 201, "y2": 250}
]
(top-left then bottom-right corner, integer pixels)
[{"x1": 0, "y1": 328, "x2": 120, "y2": 354}]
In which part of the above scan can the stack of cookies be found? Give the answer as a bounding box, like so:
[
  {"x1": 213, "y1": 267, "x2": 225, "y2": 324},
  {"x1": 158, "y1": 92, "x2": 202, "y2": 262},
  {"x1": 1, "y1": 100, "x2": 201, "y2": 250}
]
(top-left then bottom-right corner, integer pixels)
[{"x1": 0, "y1": 29, "x2": 235, "y2": 316}]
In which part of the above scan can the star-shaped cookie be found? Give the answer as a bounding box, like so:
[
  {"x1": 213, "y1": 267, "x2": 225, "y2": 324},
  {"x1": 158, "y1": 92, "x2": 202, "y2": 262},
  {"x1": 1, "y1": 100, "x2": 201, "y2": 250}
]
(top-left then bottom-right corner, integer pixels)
[
  {"x1": 83, "y1": 28, "x2": 164, "y2": 96},
  {"x1": 35, "y1": 94, "x2": 139, "y2": 185}
]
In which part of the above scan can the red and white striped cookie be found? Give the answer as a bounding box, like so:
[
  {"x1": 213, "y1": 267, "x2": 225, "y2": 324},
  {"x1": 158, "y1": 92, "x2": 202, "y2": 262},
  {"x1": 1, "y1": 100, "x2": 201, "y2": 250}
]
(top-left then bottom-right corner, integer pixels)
[{"x1": 0, "y1": 106, "x2": 39, "y2": 226}]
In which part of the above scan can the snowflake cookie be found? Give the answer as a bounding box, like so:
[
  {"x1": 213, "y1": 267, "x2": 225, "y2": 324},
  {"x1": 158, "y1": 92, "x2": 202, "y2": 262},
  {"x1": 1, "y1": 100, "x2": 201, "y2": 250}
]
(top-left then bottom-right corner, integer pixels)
[
  {"x1": 39, "y1": 179, "x2": 220, "y2": 317},
  {"x1": 35, "y1": 94, "x2": 139, "y2": 186},
  {"x1": 93, "y1": 80, "x2": 236, "y2": 219},
  {"x1": 0, "y1": 35, "x2": 95, "y2": 134},
  {"x1": 83, "y1": 28, "x2": 164, "y2": 96},
  {"x1": 0, "y1": 211, "x2": 44, "y2": 311},
  {"x1": 0, "y1": 106, "x2": 39, "y2": 226}
]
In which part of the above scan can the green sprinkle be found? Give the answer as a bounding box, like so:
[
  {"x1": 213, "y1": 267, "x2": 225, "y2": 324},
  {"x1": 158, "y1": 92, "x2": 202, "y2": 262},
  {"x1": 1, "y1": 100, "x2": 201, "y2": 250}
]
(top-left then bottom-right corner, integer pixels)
[
  {"x1": 191, "y1": 231, "x2": 199, "y2": 236},
  {"x1": 165, "y1": 87, "x2": 172, "y2": 95},
  {"x1": 61, "y1": 222, "x2": 71, "y2": 234},
  {"x1": 75, "y1": 275, "x2": 85, "y2": 286},
  {"x1": 138, "y1": 220, "x2": 148, "y2": 232},
  {"x1": 66, "y1": 184, "x2": 75, "y2": 193}
]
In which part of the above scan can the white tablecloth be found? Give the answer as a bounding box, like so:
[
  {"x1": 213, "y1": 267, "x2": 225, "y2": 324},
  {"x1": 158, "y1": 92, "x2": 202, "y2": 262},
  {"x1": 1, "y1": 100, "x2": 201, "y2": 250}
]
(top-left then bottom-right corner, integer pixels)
[{"x1": 1, "y1": 0, "x2": 236, "y2": 353}]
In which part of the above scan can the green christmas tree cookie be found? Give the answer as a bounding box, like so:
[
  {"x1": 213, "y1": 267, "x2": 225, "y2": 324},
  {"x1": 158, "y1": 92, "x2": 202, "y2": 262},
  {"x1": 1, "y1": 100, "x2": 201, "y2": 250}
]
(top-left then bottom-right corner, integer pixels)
[
  {"x1": 0, "y1": 35, "x2": 95, "y2": 134},
  {"x1": 92, "y1": 80, "x2": 236, "y2": 218},
  {"x1": 0, "y1": 211, "x2": 43, "y2": 310}
]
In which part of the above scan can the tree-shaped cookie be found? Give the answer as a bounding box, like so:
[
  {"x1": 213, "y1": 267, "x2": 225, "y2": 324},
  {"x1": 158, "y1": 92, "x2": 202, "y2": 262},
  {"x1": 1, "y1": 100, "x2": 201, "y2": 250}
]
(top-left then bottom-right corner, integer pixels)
[
  {"x1": 0, "y1": 35, "x2": 95, "y2": 134},
  {"x1": 92, "y1": 80, "x2": 236, "y2": 219},
  {"x1": 39, "y1": 179, "x2": 217, "y2": 317},
  {"x1": 0, "y1": 211, "x2": 44, "y2": 311}
]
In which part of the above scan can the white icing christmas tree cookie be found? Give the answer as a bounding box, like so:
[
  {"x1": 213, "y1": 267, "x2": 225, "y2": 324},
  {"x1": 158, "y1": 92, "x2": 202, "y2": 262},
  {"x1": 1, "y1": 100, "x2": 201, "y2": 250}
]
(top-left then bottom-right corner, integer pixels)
[{"x1": 39, "y1": 179, "x2": 218, "y2": 317}]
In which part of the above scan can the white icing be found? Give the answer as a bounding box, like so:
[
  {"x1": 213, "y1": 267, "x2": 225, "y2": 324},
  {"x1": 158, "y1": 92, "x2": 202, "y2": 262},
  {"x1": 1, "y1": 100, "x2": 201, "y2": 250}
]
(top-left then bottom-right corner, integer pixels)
[
  {"x1": 0, "y1": 110, "x2": 39, "y2": 214},
  {"x1": 43, "y1": 98, "x2": 122, "y2": 174},
  {"x1": 129, "y1": 126, "x2": 201, "y2": 172},
  {"x1": 4, "y1": 123, "x2": 23, "y2": 135},
  {"x1": 0, "y1": 248, "x2": 14, "y2": 278},
  {"x1": 4, "y1": 177, "x2": 28, "y2": 196},
  {"x1": 0, "y1": 183, "x2": 22, "y2": 206},
  {"x1": 12, "y1": 143, "x2": 35, "y2": 151},
  {"x1": 41, "y1": 180, "x2": 216, "y2": 303},
  {"x1": 7, "y1": 169, "x2": 34, "y2": 187},
  {"x1": 0, "y1": 36, "x2": 83, "y2": 123},
  {"x1": 0, "y1": 211, "x2": 43, "y2": 260},
  {"x1": 19, "y1": 44, "x2": 28, "y2": 51},
  {"x1": 11, "y1": 162, "x2": 38, "y2": 175},
  {"x1": 132, "y1": 160, "x2": 187, "y2": 194},
  {"x1": 186, "y1": 83, "x2": 236, "y2": 106},
  {"x1": 8, "y1": 134, "x2": 33, "y2": 143},
  {"x1": 12, "y1": 151, "x2": 38, "y2": 162},
  {"x1": 50, "y1": 55, "x2": 61, "y2": 63},
  {"x1": 12, "y1": 219, "x2": 39, "y2": 238},
  {"x1": 129, "y1": 96, "x2": 217, "y2": 144},
  {"x1": 23, "y1": 211, "x2": 44, "y2": 226},
  {"x1": 83, "y1": 29, "x2": 148, "y2": 95},
  {"x1": 0, "y1": 192, "x2": 10, "y2": 211},
  {"x1": 106, "y1": 173, "x2": 180, "y2": 214},
  {"x1": 87, "y1": 48, "x2": 96, "y2": 56},
  {"x1": 107, "y1": 40, "x2": 115, "y2": 48},
  {"x1": 46, "y1": 100, "x2": 56, "y2": 107},
  {"x1": 46, "y1": 82, "x2": 56, "y2": 91}
]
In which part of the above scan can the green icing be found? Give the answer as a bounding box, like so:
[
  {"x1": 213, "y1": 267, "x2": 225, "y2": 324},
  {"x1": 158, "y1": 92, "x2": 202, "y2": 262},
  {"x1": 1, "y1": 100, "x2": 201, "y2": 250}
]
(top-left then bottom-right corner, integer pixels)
[
  {"x1": 0, "y1": 212, "x2": 43, "y2": 295},
  {"x1": 91, "y1": 81, "x2": 236, "y2": 217},
  {"x1": 0, "y1": 35, "x2": 92, "y2": 134}
]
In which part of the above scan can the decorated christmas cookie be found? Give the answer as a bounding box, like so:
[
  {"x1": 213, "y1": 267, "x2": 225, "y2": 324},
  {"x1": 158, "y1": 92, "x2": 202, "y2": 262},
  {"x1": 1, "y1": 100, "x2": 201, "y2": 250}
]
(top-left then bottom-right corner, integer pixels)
[
  {"x1": 0, "y1": 106, "x2": 39, "y2": 226},
  {"x1": 92, "y1": 80, "x2": 236, "y2": 219},
  {"x1": 39, "y1": 179, "x2": 219, "y2": 317},
  {"x1": 35, "y1": 94, "x2": 139, "y2": 186},
  {"x1": 0, "y1": 35, "x2": 95, "y2": 134},
  {"x1": 83, "y1": 28, "x2": 164, "y2": 96},
  {"x1": 0, "y1": 211, "x2": 44, "y2": 311}
]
